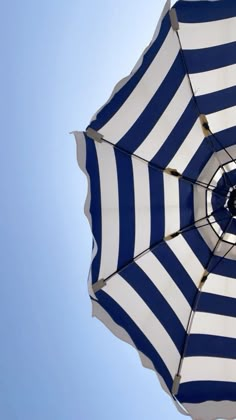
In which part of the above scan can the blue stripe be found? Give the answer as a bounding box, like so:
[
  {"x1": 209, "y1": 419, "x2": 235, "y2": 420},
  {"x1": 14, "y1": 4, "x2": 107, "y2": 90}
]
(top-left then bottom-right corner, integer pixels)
[
  {"x1": 186, "y1": 334, "x2": 236, "y2": 359},
  {"x1": 184, "y1": 42, "x2": 236, "y2": 74},
  {"x1": 197, "y1": 292, "x2": 236, "y2": 318},
  {"x1": 196, "y1": 86, "x2": 236, "y2": 116},
  {"x1": 85, "y1": 135, "x2": 102, "y2": 283},
  {"x1": 153, "y1": 242, "x2": 197, "y2": 304},
  {"x1": 121, "y1": 263, "x2": 185, "y2": 352},
  {"x1": 89, "y1": 15, "x2": 171, "y2": 132},
  {"x1": 117, "y1": 53, "x2": 186, "y2": 152},
  {"x1": 210, "y1": 253, "x2": 236, "y2": 278},
  {"x1": 149, "y1": 166, "x2": 165, "y2": 246},
  {"x1": 179, "y1": 179, "x2": 194, "y2": 231},
  {"x1": 151, "y1": 99, "x2": 198, "y2": 168},
  {"x1": 175, "y1": 0, "x2": 236, "y2": 23},
  {"x1": 178, "y1": 381, "x2": 236, "y2": 404},
  {"x1": 182, "y1": 229, "x2": 211, "y2": 270},
  {"x1": 115, "y1": 148, "x2": 135, "y2": 269},
  {"x1": 94, "y1": 293, "x2": 173, "y2": 391},
  {"x1": 211, "y1": 126, "x2": 236, "y2": 150},
  {"x1": 183, "y1": 138, "x2": 213, "y2": 180}
]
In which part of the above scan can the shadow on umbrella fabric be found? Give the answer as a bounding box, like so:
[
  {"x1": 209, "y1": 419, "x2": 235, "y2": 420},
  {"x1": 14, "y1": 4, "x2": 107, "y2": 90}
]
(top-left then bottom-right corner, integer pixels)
[{"x1": 73, "y1": 1, "x2": 236, "y2": 419}]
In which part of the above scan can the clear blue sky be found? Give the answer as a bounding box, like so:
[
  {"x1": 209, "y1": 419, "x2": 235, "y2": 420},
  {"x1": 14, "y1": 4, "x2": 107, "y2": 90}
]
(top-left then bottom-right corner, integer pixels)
[{"x1": 1, "y1": 1, "x2": 184, "y2": 419}]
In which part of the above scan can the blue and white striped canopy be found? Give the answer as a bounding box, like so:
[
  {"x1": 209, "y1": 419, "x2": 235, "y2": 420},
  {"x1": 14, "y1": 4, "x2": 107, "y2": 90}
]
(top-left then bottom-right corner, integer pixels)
[{"x1": 75, "y1": 1, "x2": 236, "y2": 419}]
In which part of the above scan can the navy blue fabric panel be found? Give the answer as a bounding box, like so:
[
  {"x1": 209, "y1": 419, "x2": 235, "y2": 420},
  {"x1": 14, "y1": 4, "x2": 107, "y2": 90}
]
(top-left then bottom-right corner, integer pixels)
[
  {"x1": 211, "y1": 254, "x2": 236, "y2": 278},
  {"x1": 183, "y1": 42, "x2": 236, "y2": 74},
  {"x1": 211, "y1": 126, "x2": 236, "y2": 151},
  {"x1": 186, "y1": 334, "x2": 236, "y2": 359},
  {"x1": 121, "y1": 263, "x2": 185, "y2": 352},
  {"x1": 151, "y1": 99, "x2": 198, "y2": 168},
  {"x1": 85, "y1": 136, "x2": 102, "y2": 283},
  {"x1": 182, "y1": 229, "x2": 211, "y2": 269},
  {"x1": 179, "y1": 179, "x2": 194, "y2": 231},
  {"x1": 114, "y1": 148, "x2": 135, "y2": 269},
  {"x1": 89, "y1": 15, "x2": 171, "y2": 132},
  {"x1": 93, "y1": 293, "x2": 173, "y2": 391},
  {"x1": 197, "y1": 292, "x2": 236, "y2": 318},
  {"x1": 183, "y1": 139, "x2": 213, "y2": 180},
  {"x1": 149, "y1": 166, "x2": 165, "y2": 246},
  {"x1": 117, "y1": 53, "x2": 185, "y2": 153},
  {"x1": 175, "y1": 0, "x2": 236, "y2": 23},
  {"x1": 178, "y1": 381, "x2": 236, "y2": 404},
  {"x1": 154, "y1": 242, "x2": 197, "y2": 304},
  {"x1": 196, "y1": 86, "x2": 236, "y2": 116}
]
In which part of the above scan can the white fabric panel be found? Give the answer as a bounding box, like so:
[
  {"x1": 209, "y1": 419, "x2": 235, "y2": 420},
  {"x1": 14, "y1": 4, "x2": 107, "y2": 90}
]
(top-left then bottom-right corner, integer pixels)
[
  {"x1": 135, "y1": 76, "x2": 192, "y2": 161},
  {"x1": 95, "y1": 142, "x2": 120, "y2": 280},
  {"x1": 224, "y1": 161, "x2": 236, "y2": 173},
  {"x1": 100, "y1": 29, "x2": 179, "y2": 143},
  {"x1": 132, "y1": 157, "x2": 151, "y2": 257},
  {"x1": 183, "y1": 401, "x2": 236, "y2": 420},
  {"x1": 179, "y1": 17, "x2": 236, "y2": 50},
  {"x1": 103, "y1": 273, "x2": 180, "y2": 378},
  {"x1": 181, "y1": 357, "x2": 236, "y2": 383},
  {"x1": 168, "y1": 235, "x2": 204, "y2": 287},
  {"x1": 207, "y1": 105, "x2": 236, "y2": 134},
  {"x1": 136, "y1": 252, "x2": 191, "y2": 327},
  {"x1": 164, "y1": 173, "x2": 180, "y2": 236},
  {"x1": 190, "y1": 312, "x2": 236, "y2": 339},
  {"x1": 205, "y1": 273, "x2": 236, "y2": 299},
  {"x1": 190, "y1": 64, "x2": 236, "y2": 96},
  {"x1": 168, "y1": 118, "x2": 203, "y2": 173}
]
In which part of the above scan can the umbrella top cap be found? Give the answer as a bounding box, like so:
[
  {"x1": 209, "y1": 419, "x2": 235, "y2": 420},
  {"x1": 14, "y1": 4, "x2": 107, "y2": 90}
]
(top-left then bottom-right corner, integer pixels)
[{"x1": 228, "y1": 188, "x2": 236, "y2": 216}]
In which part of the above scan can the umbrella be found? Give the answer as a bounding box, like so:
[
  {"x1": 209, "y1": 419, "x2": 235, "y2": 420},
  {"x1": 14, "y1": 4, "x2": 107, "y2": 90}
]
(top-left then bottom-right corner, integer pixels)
[{"x1": 74, "y1": 1, "x2": 236, "y2": 419}]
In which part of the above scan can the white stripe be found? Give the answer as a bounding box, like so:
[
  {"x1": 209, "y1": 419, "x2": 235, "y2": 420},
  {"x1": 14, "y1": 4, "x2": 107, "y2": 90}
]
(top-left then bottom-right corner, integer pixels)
[
  {"x1": 190, "y1": 312, "x2": 236, "y2": 339},
  {"x1": 103, "y1": 274, "x2": 180, "y2": 377},
  {"x1": 181, "y1": 357, "x2": 236, "y2": 383},
  {"x1": 164, "y1": 173, "x2": 180, "y2": 236},
  {"x1": 132, "y1": 157, "x2": 151, "y2": 257},
  {"x1": 183, "y1": 401, "x2": 236, "y2": 420},
  {"x1": 100, "y1": 29, "x2": 179, "y2": 143},
  {"x1": 191, "y1": 64, "x2": 236, "y2": 96},
  {"x1": 207, "y1": 105, "x2": 236, "y2": 134},
  {"x1": 225, "y1": 161, "x2": 236, "y2": 172},
  {"x1": 205, "y1": 273, "x2": 236, "y2": 299},
  {"x1": 96, "y1": 142, "x2": 120, "y2": 280},
  {"x1": 136, "y1": 252, "x2": 191, "y2": 328},
  {"x1": 212, "y1": 167, "x2": 223, "y2": 185},
  {"x1": 168, "y1": 118, "x2": 203, "y2": 173},
  {"x1": 135, "y1": 76, "x2": 191, "y2": 161},
  {"x1": 168, "y1": 235, "x2": 204, "y2": 287},
  {"x1": 179, "y1": 17, "x2": 236, "y2": 50}
]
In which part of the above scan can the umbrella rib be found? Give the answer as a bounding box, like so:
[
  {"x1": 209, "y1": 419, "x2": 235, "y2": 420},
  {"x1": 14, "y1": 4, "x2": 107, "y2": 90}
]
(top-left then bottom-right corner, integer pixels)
[
  {"x1": 172, "y1": 217, "x2": 233, "y2": 395},
  {"x1": 92, "y1": 208, "x2": 225, "y2": 292},
  {"x1": 86, "y1": 130, "x2": 226, "y2": 199}
]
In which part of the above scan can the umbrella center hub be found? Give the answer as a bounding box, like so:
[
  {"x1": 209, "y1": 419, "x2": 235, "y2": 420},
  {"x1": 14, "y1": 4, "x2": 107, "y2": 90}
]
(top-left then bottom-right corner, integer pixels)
[{"x1": 228, "y1": 188, "x2": 236, "y2": 216}]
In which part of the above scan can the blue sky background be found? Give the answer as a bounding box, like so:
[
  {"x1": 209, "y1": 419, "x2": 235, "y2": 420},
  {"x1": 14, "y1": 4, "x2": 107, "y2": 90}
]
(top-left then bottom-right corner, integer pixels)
[{"x1": 2, "y1": 1, "x2": 185, "y2": 419}]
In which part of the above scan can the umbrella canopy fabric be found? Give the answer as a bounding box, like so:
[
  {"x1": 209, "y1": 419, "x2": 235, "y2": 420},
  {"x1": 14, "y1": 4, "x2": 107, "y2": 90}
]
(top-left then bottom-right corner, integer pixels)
[{"x1": 75, "y1": 1, "x2": 236, "y2": 419}]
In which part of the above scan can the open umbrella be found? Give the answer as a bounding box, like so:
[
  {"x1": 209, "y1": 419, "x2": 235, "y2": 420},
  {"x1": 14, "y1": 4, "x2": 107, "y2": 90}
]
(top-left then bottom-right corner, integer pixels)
[{"x1": 74, "y1": 1, "x2": 236, "y2": 419}]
